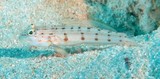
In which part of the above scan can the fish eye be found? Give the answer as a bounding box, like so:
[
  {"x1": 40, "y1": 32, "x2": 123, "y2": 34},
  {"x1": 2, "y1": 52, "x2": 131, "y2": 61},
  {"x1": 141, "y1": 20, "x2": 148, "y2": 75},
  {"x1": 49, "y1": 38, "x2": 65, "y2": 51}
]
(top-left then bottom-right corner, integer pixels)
[{"x1": 28, "y1": 30, "x2": 33, "y2": 35}]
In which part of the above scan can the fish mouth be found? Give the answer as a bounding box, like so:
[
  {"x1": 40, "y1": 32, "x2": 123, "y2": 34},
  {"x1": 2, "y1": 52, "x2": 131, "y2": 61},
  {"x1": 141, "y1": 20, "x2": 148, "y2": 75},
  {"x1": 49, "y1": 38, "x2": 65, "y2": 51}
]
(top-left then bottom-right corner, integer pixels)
[
  {"x1": 19, "y1": 33, "x2": 27, "y2": 39},
  {"x1": 21, "y1": 34, "x2": 28, "y2": 36},
  {"x1": 18, "y1": 33, "x2": 31, "y2": 42}
]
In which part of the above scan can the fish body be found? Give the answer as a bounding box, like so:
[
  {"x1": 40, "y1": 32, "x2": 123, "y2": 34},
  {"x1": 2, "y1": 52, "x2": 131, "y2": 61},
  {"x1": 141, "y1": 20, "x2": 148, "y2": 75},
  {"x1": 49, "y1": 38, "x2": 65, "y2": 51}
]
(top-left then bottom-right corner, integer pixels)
[
  {"x1": 20, "y1": 25, "x2": 137, "y2": 57},
  {"x1": 27, "y1": 26, "x2": 136, "y2": 47}
]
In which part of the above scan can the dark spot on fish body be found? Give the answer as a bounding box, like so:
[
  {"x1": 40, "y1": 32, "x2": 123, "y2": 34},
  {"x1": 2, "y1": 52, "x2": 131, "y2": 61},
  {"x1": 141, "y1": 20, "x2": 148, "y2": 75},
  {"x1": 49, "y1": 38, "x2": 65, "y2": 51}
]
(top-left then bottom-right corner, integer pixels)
[
  {"x1": 81, "y1": 32, "x2": 84, "y2": 35},
  {"x1": 107, "y1": 39, "x2": 111, "y2": 42},
  {"x1": 78, "y1": 27, "x2": 81, "y2": 31},
  {"x1": 80, "y1": 32, "x2": 85, "y2": 41},
  {"x1": 64, "y1": 32, "x2": 68, "y2": 42},
  {"x1": 71, "y1": 27, "x2": 73, "y2": 29},
  {"x1": 95, "y1": 38, "x2": 98, "y2": 41},
  {"x1": 119, "y1": 40, "x2": 122, "y2": 42},
  {"x1": 49, "y1": 33, "x2": 53, "y2": 35},
  {"x1": 108, "y1": 34, "x2": 110, "y2": 36},
  {"x1": 95, "y1": 33, "x2": 98, "y2": 35},
  {"x1": 81, "y1": 37, "x2": 85, "y2": 40},
  {"x1": 64, "y1": 33, "x2": 67, "y2": 35},
  {"x1": 62, "y1": 27, "x2": 65, "y2": 30},
  {"x1": 87, "y1": 27, "x2": 91, "y2": 29},
  {"x1": 41, "y1": 33, "x2": 44, "y2": 35}
]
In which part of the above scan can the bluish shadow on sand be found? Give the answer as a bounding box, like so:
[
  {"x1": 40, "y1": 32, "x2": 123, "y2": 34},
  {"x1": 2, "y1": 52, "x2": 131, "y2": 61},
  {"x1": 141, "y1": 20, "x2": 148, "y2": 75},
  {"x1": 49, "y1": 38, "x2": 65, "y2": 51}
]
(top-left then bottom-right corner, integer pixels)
[{"x1": 0, "y1": 48, "x2": 54, "y2": 58}]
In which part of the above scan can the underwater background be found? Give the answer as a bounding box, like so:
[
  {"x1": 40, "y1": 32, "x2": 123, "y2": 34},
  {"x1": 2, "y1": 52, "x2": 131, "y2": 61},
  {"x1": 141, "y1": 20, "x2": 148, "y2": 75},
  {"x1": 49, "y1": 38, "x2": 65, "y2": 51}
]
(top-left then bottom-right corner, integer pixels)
[{"x1": 0, "y1": 0, "x2": 160, "y2": 79}]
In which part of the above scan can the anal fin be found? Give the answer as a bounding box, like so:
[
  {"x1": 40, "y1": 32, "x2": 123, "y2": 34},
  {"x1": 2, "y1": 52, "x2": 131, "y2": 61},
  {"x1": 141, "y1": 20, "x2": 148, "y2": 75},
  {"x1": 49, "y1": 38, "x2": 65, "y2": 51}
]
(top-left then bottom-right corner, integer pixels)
[{"x1": 53, "y1": 46, "x2": 69, "y2": 58}]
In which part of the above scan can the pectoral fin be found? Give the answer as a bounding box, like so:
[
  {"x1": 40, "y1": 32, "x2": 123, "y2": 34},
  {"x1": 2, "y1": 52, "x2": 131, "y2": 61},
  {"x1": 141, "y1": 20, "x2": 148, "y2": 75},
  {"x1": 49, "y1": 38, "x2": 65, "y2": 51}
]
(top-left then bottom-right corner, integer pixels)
[{"x1": 53, "y1": 46, "x2": 69, "y2": 57}]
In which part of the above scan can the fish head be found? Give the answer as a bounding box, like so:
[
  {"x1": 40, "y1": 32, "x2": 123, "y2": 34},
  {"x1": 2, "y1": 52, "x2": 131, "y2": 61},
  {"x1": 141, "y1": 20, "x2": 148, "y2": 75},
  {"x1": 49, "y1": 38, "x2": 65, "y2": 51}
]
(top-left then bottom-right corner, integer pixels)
[
  {"x1": 19, "y1": 25, "x2": 64, "y2": 47},
  {"x1": 19, "y1": 29, "x2": 51, "y2": 47},
  {"x1": 19, "y1": 25, "x2": 37, "y2": 46}
]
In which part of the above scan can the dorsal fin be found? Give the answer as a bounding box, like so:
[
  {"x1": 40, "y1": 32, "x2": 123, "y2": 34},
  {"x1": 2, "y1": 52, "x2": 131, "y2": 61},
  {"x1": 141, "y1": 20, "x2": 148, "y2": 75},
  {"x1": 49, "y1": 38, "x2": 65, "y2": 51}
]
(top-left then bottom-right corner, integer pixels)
[{"x1": 89, "y1": 20, "x2": 117, "y2": 32}]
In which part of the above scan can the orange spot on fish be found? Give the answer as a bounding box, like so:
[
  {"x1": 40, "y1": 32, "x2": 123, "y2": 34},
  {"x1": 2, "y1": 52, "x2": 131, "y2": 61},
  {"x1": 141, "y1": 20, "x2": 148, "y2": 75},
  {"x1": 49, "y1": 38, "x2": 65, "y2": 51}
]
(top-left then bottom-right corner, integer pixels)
[
  {"x1": 81, "y1": 37, "x2": 85, "y2": 40},
  {"x1": 64, "y1": 37, "x2": 68, "y2": 42},
  {"x1": 48, "y1": 36, "x2": 51, "y2": 38}
]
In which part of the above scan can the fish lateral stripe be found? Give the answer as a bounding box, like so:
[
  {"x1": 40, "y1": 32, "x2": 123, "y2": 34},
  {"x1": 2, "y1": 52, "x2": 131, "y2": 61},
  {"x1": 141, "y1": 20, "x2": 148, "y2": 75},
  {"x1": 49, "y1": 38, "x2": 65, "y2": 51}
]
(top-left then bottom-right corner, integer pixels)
[{"x1": 27, "y1": 26, "x2": 136, "y2": 46}]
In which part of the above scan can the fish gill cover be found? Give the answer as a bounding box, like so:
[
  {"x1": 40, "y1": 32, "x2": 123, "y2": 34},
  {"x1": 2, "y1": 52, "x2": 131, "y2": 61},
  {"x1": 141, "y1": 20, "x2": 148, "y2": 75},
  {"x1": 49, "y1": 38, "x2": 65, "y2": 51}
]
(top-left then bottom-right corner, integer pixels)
[{"x1": 0, "y1": 0, "x2": 160, "y2": 79}]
